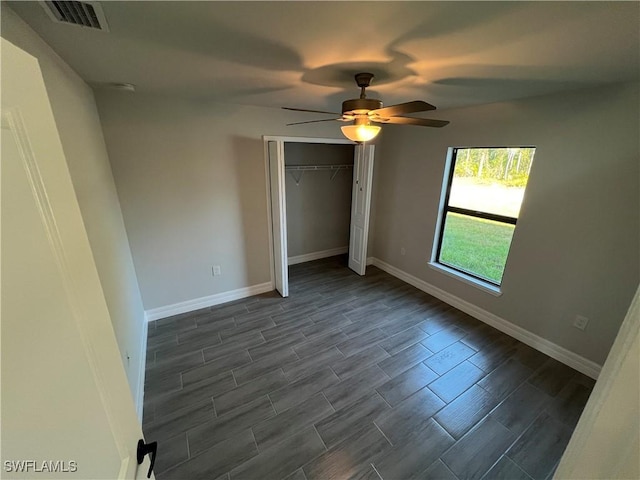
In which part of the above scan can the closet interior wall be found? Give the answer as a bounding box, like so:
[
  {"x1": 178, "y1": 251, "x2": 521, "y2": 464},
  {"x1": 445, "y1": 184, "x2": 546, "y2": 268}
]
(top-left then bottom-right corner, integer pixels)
[{"x1": 284, "y1": 142, "x2": 355, "y2": 261}]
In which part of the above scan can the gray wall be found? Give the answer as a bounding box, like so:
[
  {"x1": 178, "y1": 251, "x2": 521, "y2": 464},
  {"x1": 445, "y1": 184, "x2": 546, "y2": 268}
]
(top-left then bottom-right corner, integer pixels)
[
  {"x1": 285, "y1": 143, "x2": 354, "y2": 258},
  {"x1": 95, "y1": 91, "x2": 349, "y2": 310},
  {"x1": 1, "y1": 7, "x2": 147, "y2": 406},
  {"x1": 371, "y1": 82, "x2": 640, "y2": 365},
  {"x1": 89, "y1": 40, "x2": 638, "y2": 368}
]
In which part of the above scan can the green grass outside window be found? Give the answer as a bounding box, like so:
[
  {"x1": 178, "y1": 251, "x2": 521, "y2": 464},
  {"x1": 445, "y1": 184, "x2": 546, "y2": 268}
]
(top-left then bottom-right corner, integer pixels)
[{"x1": 439, "y1": 212, "x2": 515, "y2": 284}]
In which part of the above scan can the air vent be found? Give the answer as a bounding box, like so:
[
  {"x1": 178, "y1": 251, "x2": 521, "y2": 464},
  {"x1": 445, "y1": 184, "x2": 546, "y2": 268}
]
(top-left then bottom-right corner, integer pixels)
[{"x1": 41, "y1": 1, "x2": 109, "y2": 31}]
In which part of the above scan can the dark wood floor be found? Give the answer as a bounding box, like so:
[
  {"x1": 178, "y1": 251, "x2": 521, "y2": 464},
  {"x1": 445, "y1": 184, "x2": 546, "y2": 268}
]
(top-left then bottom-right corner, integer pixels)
[{"x1": 143, "y1": 256, "x2": 594, "y2": 480}]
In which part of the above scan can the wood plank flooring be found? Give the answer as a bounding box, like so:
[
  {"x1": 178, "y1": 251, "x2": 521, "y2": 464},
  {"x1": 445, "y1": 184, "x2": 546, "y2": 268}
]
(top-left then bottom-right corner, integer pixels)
[{"x1": 143, "y1": 256, "x2": 594, "y2": 480}]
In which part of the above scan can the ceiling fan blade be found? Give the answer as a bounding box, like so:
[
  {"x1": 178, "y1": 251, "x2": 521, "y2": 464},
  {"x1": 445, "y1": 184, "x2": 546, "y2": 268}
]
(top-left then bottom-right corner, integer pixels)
[
  {"x1": 374, "y1": 116, "x2": 450, "y2": 127},
  {"x1": 369, "y1": 100, "x2": 436, "y2": 117},
  {"x1": 286, "y1": 118, "x2": 340, "y2": 126},
  {"x1": 282, "y1": 107, "x2": 342, "y2": 115}
]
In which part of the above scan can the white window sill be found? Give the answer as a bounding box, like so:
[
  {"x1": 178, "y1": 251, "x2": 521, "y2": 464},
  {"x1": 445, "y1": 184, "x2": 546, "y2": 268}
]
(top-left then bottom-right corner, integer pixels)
[{"x1": 428, "y1": 262, "x2": 503, "y2": 297}]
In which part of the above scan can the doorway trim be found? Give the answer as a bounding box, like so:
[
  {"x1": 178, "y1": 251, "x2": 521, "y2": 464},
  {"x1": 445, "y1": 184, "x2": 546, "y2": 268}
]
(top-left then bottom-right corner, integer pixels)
[{"x1": 263, "y1": 135, "x2": 366, "y2": 296}]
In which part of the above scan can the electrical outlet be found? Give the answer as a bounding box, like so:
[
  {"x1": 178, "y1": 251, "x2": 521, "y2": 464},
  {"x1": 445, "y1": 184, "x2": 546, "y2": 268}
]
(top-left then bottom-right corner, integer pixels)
[
  {"x1": 212, "y1": 265, "x2": 221, "y2": 276},
  {"x1": 573, "y1": 315, "x2": 589, "y2": 331},
  {"x1": 400, "y1": 247, "x2": 406, "y2": 256}
]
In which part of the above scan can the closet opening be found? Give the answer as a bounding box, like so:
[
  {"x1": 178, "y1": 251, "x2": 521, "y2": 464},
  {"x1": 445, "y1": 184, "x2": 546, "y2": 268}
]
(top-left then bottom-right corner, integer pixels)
[
  {"x1": 264, "y1": 136, "x2": 375, "y2": 297},
  {"x1": 285, "y1": 142, "x2": 355, "y2": 267}
]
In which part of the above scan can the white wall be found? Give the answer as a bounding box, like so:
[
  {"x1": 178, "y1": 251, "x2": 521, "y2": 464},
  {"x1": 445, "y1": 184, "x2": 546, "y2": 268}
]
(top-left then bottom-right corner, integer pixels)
[
  {"x1": 1, "y1": 7, "x2": 147, "y2": 409},
  {"x1": 371, "y1": 82, "x2": 639, "y2": 366},
  {"x1": 285, "y1": 143, "x2": 354, "y2": 258},
  {"x1": 95, "y1": 91, "x2": 349, "y2": 310}
]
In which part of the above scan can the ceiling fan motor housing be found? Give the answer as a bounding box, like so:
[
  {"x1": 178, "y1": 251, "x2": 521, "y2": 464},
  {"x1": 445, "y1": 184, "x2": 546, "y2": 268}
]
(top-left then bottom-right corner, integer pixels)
[{"x1": 342, "y1": 98, "x2": 383, "y2": 116}]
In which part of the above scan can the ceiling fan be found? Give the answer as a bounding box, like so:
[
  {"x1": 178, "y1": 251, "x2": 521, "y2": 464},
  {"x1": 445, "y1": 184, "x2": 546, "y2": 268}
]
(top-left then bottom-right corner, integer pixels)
[{"x1": 283, "y1": 72, "x2": 449, "y2": 142}]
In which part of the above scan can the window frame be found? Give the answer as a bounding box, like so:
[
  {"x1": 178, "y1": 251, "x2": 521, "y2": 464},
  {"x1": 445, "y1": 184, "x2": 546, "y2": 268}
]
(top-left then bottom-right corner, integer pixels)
[{"x1": 431, "y1": 146, "x2": 534, "y2": 291}]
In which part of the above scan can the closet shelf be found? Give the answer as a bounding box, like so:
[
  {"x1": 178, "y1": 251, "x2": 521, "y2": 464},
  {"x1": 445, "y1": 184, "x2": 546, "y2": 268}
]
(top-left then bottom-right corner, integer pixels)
[
  {"x1": 285, "y1": 164, "x2": 353, "y2": 171},
  {"x1": 285, "y1": 164, "x2": 353, "y2": 185}
]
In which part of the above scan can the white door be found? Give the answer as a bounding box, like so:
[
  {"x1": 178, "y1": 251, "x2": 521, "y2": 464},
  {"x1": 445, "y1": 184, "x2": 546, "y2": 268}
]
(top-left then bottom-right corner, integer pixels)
[
  {"x1": 348, "y1": 144, "x2": 375, "y2": 275},
  {"x1": 268, "y1": 140, "x2": 289, "y2": 297},
  {"x1": 1, "y1": 39, "x2": 150, "y2": 479}
]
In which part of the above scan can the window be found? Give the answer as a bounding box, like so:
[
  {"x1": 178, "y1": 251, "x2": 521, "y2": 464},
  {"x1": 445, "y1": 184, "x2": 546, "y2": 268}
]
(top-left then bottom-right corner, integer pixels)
[{"x1": 433, "y1": 146, "x2": 536, "y2": 289}]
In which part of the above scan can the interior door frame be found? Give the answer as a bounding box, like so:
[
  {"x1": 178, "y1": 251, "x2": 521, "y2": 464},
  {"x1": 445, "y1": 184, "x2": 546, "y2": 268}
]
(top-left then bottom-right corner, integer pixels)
[
  {"x1": 266, "y1": 139, "x2": 289, "y2": 297},
  {"x1": 263, "y1": 135, "x2": 373, "y2": 296}
]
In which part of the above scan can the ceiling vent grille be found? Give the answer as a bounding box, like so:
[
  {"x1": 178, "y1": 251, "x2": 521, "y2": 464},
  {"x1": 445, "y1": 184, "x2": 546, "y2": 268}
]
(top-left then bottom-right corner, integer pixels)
[{"x1": 41, "y1": 1, "x2": 109, "y2": 31}]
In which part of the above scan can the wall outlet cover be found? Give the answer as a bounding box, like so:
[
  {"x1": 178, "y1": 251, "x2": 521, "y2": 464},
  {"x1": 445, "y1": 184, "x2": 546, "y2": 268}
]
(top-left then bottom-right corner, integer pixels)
[{"x1": 573, "y1": 315, "x2": 589, "y2": 331}]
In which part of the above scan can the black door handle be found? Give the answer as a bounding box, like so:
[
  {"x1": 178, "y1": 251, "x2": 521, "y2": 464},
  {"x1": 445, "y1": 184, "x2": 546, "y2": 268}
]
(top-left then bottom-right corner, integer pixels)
[{"x1": 137, "y1": 439, "x2": 157, "y2": 479}]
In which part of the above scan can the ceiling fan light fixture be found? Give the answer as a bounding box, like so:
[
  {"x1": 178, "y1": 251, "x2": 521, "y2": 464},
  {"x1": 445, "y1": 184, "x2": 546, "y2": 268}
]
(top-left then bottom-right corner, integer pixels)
[
  {"x1": 341, "y1": 124, "x2": 381, "y2": 143},
  {"x1": 341, "y1": 117, "x2": 381, "y2": 143}
]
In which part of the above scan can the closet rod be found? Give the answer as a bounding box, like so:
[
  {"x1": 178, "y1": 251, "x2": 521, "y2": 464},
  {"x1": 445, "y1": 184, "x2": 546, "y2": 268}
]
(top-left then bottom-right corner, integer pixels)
[
  {"x1": 285, "y1": 164, "x2": 353, "y2": 171},
  {"x1": 286, "y1": 164, "x2": 353, "y2": 185}
]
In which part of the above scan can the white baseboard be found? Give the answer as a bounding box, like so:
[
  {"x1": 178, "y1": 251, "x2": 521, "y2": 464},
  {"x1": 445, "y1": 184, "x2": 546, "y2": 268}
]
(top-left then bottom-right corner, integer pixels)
[
  {"x1": 366, "y1": 256, "x2": 374, "y2": 266},
  {"x1": 370, "y1": 257, "x2": 602, "y2": 379},
  {"x1": 135, "y1": 317, "x2": 148, "y2": 422},
  {"x1": 288, "y1": 246, "x2": 349, "y2": 266},
  {"x1": 145, "y1": 282, "x2": 274, "y2": 322}
]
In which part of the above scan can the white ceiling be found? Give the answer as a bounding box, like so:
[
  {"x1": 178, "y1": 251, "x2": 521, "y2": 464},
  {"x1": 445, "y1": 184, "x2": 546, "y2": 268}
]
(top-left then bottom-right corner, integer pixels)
[{"x1": 8, "y1": 1, "x2": 640, "y2": 113}]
